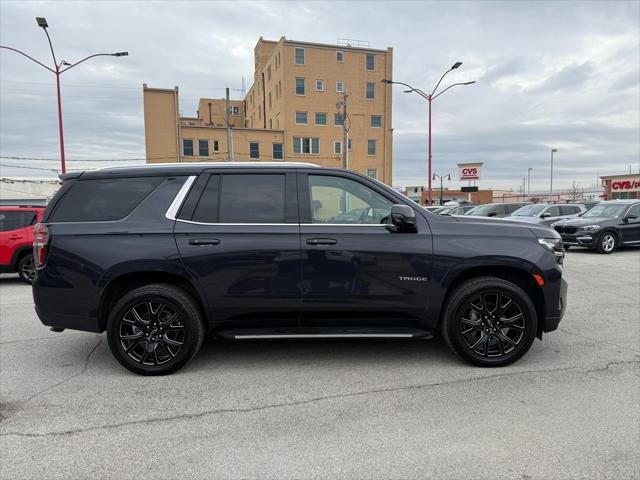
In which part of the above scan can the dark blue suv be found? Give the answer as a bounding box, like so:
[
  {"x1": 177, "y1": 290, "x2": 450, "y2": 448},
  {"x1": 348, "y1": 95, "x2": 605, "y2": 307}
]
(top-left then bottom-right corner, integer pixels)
[{"x1": 33, "y1": 163, "x2": 567, "y2": 375}]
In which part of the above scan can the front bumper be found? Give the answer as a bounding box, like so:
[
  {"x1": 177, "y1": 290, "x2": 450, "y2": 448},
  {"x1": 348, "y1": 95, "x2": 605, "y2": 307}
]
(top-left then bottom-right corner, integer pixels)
[
  {"x1": 559, "y1": 232, "x2": 596, "y2": 247},
  {"x1": 542, "y1": 277, "x2": 567, "y2": 333}
]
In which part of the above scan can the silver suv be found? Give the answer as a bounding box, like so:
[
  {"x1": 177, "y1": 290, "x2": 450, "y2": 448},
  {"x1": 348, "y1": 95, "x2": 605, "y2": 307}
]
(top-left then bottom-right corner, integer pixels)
[{"x1": 507, "y1": 203, "x2": 586, "y2": 226}]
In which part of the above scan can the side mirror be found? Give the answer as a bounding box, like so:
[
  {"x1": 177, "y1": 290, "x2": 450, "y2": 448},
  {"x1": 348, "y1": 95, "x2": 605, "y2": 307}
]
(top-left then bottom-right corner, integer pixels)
[
  {"x1": 624, "y1": 214, "x2": 638, "y2": 223},
  {"x1": 487, "y1": 211, "x2": 497, "y2": 217},
  {"x1": 388, "y1": 204, "x2": 417, "y2": 232},
  {"x1": 541, "y1": 212, "x2": 551, "y2": 218}
]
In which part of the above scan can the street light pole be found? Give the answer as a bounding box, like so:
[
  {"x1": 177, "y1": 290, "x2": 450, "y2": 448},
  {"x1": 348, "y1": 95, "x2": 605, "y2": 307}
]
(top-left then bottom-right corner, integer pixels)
[
  {"x1": 550, "y1": 148, "x2": 558, "y2": 201},
  {"x1": 527, "y1": 167, "x2": 532, "y2": 197},
  {"x1": 432, "y1": 173, "x2": 451, "y2": 206},
  {"x1": 0, "y1": 17, "x2": 128, "y2": 173},
  {"x1": 382, "y1": 65, "x2": 475, "y2": 206}
]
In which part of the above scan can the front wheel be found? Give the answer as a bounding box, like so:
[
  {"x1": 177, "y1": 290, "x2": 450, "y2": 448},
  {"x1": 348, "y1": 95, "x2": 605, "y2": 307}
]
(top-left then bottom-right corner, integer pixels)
[
  {"x1": 441, "y1": 277, "x2": 538, "y2": 367},
  {"x1": 596, "y1": 231, "x2": 617, "y2": 254},
  {"x1": 106, "y1": 284, "x2": 205, "y2": 375},
  {"x1": 17, "y1": 254, "x2": 35, "y2": 284}
]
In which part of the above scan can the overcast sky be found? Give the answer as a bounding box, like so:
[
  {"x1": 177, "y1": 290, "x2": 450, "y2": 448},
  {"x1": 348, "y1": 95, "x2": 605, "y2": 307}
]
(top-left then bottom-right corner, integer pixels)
[{"x1": 1, "y1": 0, "x2": 639, "y2": 192}]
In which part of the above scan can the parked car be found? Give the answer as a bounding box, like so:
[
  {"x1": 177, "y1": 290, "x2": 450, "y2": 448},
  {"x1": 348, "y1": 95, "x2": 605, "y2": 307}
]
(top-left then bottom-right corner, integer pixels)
[
  {"x1": 423, "y1": 206, "x2": 446, "y2": 214},
  {"x1": 505, "y1": 203, "x2": 586, "y2": 225},
  {"x1": 33, "y1": 163, "x2": 567, "y2": 375},
  {"x1": 0, "y1": 205, "x2": 44, "y2": 283},
  {"x1": 552, "y1": 200, "x2": 640, "y2": 253},
  {"x1": 439, "y1": 205, "x2": 477, "y2": 215},
  {"x1": 464, "y1": 202, "x2": 532, "y2": 218}
]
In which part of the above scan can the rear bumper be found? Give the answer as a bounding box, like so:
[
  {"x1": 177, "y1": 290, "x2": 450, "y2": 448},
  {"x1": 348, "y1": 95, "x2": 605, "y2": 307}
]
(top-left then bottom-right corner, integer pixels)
[{"x1": 34, "y1": 305, "x2": 101, "y2": 333}]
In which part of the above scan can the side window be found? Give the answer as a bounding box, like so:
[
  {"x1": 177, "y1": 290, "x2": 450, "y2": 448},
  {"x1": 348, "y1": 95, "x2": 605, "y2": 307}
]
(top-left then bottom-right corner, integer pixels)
[
  {"x1": 559, "y1": 205, "x2": 577, "y2": 215},
  {"x1": 50, "y1": 177, "x2": 164, "y2": 222},
  {"x1": 308, "y1": 175, "x2": 393, "y2": 224},
  {"x1": 626, "y1": 204, "x2": 640, "y2": 218},
  {"x1": 546, "y1": 205, "x2": 560, "y2": 216},
  {"x1": 0, "y1": 212, "x2": 31, "y2": 232},
  {"x1": 220, "y1": 174, "x2": 285, "y2": 223}
]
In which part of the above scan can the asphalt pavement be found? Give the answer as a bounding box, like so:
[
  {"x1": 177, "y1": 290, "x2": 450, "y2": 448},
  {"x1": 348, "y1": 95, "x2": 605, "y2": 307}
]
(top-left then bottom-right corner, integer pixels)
[{"x1": 1, "y1": 247, "x2": 639, "y2": 479}]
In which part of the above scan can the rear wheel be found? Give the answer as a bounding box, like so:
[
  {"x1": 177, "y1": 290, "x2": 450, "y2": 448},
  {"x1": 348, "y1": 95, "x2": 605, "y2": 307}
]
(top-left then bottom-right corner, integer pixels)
[
  {"x1": 441, "y1": 277, "x2": 538, "y2": 367},
  {"x1": 596, "y1": 231, "x2": 617, "y2": 254},
  {"x1": 106, "y1": 284, "x2": 204, "y2": 375},
  {"x1": 17, "y1": 254, "x2": 35, "y2": 284}
]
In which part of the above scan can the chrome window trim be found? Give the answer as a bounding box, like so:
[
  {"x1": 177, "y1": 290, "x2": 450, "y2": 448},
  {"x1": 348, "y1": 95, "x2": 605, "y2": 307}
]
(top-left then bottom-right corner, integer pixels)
[
  {"x1": 165, "y1": 176, "x2": 196, "y2": 221},
  {"x1": 174, "y1": 219, "x2": 390, "y2": 227}
]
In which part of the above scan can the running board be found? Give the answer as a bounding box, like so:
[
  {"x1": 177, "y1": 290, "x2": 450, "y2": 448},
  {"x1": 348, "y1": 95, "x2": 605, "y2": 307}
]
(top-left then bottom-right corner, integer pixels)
[{"x1": 216, "y1": 328, "x2": 434, "y2": 340}]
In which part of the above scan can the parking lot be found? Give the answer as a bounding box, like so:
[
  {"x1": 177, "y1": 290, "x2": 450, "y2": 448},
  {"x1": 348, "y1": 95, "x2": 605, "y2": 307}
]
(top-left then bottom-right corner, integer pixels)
[{"x1": 0, "y1": 248, "x2": 638, "y2": 479}]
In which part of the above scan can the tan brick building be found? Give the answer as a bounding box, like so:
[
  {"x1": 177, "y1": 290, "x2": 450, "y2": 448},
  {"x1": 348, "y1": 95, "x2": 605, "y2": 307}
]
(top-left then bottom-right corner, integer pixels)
[{"x1": 143, "y1": 36, "x2": 394, "y2": 184}]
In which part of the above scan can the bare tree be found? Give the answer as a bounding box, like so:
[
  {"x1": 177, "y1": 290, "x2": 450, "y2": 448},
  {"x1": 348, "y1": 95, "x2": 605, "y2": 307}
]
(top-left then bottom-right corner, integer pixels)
[{"x1": 567, "y1": 181, "x2": 581, "y2": 201}]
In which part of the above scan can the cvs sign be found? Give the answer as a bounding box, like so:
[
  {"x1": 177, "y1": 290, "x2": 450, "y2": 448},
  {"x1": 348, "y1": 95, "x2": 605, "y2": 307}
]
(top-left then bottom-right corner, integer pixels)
[{"x1": 458, "y1": 162, "x2": 483, "y2": 181}]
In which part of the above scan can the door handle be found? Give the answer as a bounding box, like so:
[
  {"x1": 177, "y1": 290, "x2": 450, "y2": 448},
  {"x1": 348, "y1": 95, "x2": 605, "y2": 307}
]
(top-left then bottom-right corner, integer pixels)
[
  {"x1": 188, "y1": 238, "x2": 220, "y2": 246},
  {"x1": 306, "y1": 238, "x2": 337, "y2": 246},
  {"x1": 8, "y1": 235, "x2": 23, "y2": 240}
]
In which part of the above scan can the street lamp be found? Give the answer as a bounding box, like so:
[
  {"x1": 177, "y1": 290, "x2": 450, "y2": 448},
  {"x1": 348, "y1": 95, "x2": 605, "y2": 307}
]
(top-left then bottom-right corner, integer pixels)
[
  {"x1": 432, "y1": 173, "x2": 451, "y2": 206},
  {"x1": 0, "y1": 17, "x2": 128, "y2": 173},
  {"x1": 382, "y1": 63, "x2": 475, "y2": 205},
  {"x1": 550, "y1": 148, "x2": 558, "y2": 201},
  {"x1": 527, "y1": 167, "x2": 533, "y2": 197}
]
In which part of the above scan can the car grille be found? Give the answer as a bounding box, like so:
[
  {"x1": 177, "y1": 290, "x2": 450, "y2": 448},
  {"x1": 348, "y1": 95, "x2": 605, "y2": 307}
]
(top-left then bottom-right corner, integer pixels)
[{"x1": 554, "y1": 225, "x2": 577, "y2": 234}]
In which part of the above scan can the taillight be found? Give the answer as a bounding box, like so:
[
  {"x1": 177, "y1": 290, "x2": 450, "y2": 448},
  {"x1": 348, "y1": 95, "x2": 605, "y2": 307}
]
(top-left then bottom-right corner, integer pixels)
[{"x1": 33, "y1": 223, "x2": 50, "y2": 267}]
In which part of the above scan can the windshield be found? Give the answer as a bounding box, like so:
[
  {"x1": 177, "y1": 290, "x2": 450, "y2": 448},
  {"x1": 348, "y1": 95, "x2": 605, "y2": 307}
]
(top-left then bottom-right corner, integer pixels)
[
  {"x1": 465, "y1": 204, "x2": 496, "y2": 215},
  {"x1": 512, "y1": 204, "x2": 547, "y2": 216},
  {"x1": 582, "y1": 204, "x2": 626, "y2": 218}
]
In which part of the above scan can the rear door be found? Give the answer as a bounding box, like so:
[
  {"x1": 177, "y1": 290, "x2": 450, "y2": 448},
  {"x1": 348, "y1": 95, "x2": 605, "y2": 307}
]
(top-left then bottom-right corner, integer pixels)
[
  {"x1": 174, "y1": 170, "x2": 302, "y2": 329},
  {"x1": 0, "y1": 210, "x2": 37, "y2": 265},
  {"x1": 298, "y1": 171, "x2": 433, "y2": 328}
]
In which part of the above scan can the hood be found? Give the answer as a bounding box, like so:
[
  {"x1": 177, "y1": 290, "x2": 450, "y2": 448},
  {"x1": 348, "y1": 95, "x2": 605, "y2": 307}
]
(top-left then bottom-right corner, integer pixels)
[
  {"x1": 556, "y1": 216, "x2": 612, "y2": 226},
  {"x1": 501, "y1": 216, "x2": 542, "y2": 224},
  {"x1": 452, "y1": 215, "x2": 558, "y2": 239}
]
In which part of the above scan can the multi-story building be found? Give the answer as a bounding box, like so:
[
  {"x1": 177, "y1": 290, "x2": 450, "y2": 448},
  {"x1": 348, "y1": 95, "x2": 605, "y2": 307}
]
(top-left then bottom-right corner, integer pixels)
[{"x1": 143, "y1": 36, "x2": 394, "y2": 184}]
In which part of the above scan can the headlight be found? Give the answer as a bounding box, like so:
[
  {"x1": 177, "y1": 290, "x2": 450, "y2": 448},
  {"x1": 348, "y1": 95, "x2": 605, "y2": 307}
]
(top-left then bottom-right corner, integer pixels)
[
  {"x1": 581, "y1": 225, "x2": 601, "y2": 232},
  {"x1": 538, "y1": 238, "x2": 564, "y2": 257}
]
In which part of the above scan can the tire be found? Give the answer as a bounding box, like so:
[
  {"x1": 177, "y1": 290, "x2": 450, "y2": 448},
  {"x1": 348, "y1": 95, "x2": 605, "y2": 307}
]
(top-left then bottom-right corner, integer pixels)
[
  {"x1": 17, "y1": 254, "x2": 35, "y2": 284},
  {"x1": 595, "y1": 231, "x2": 618, "y2": 254},
  {"x1": 441, "y1": 276, "x2": 538, "y2": 367},
  {"x1": 106, "y1": 284, "x2": 205, "y2": 376}
]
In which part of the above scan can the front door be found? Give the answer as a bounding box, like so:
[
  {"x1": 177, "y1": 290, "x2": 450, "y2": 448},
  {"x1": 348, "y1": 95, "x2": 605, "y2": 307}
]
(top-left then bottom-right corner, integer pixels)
[
  {"x1": 298, "y1": 172, "x2": 433, "y2": 328},
  {"x1": 620, "y1": 203, "x2": 640, "y2": 243},
  {"x1": 174, "y1": 171, "x2": 302, "y2": 329}
]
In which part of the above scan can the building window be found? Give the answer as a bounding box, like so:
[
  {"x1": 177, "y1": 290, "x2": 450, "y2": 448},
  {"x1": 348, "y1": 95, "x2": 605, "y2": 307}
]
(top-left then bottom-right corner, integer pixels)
[
  {"x1": 295, "y1": 47, "x2": 305, "y2": 65},
  {"x1": 367, "y1": 168, "x2": 378, "y2": 179},
  {"x1": 296, "y1": 111, "x2": 308, "y2": 124},
  {"x1": 293, "y1": 137, "x2": 320, "y2": 155},
  {"x1": 366, "y1": 83, "x2": 375, "y2": 99},
  {"x1": 348, "y1": 138, "x2": 352, "y2": 150},
  {"x1": 315, "y1": 112, "x2": 327, "y2": 125},
  {"x1": 367, "y1": 139, "x2": 376, "y2": 156},
  {"x1": 334, "y1": 141, "x2": 342, "y2": 154},
  {"x1": 258, "y1": 106, "x2": 262, "y2": 120},
  {"x1": 316, "y1": 79, "x2": 324, "y2": 92},
  {"x1": 269, "y1": 119, "x2": 272, "y2": 129},
  {"x1": 371, "y1": 115, "x2": 382, "y2": 127},
  {"x1": 334, "y1": 113, "x2": 344, "y2": 126},
  {"x1": 249, "y1": 142, "x2": 260, "y2": 159},
  {"x1": 296, "y1": 77, "x2": 305, "y2": 95},
  {"x1": 268, "y1": 92, "x2": 272, "y2": 109},
  {"x1": 272, "y1": 143, "x2": 283, "y2": 160},
  {"x1": 183, "y1": 139, "x2": 194, "y2": 156},
  {"x1": 366, "y1": 54, "x2": 375, "y2": 71},
  {"x1": 336, "y1": 51, "x2": 343, "y2": 62},
  {"x1": 213, "y1": 140, "x2": 219, "y2": 152},
  {"x1": 336, "y1": 80, "x2": 344, "y2": 93},
  {"x1": 232, "y1": 106, "x2": 239, "y2": 115},
  {"x1": 198, "y1": 139, "x2": 209, "y2": 157},
  {"x1": 267, "y1": 64, "x2": 272, "y2": 81}
]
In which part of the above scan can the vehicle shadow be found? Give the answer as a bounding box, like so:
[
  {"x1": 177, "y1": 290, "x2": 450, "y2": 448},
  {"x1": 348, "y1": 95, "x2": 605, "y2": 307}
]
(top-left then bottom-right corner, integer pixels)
[{"x1": 0, "y1": 275, "x2": 26, "y2": 285}]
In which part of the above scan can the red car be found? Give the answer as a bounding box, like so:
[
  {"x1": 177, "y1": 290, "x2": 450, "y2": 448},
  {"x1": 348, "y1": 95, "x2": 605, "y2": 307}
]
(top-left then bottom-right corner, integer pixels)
[{"x1": 0, "y1": 205, "x2": 45, "y2": 283}]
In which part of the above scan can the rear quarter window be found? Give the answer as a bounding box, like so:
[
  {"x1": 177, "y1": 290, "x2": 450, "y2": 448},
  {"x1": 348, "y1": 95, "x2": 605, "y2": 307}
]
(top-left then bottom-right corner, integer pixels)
[
  {"x1": 50, "y1": 176, "x2": 164, "y2": 222},
  {"x1": 0, "y1": 211, "x2": 34, "y2": 231}
]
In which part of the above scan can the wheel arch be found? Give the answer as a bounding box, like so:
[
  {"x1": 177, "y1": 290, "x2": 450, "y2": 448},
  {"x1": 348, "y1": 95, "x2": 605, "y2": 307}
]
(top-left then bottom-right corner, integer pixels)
[
  {"x1": 441, "y1": 265, "x2": 546, "y2": 339},
  {"x1": 11, "y1": 246, "x2": 33, "y2": 269},
  {"x1": 98, "y1": 271, "x2": 206, "y2": 332}
]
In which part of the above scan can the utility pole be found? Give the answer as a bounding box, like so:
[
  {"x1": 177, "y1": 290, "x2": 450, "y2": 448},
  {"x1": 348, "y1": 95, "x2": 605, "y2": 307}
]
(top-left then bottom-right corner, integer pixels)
[
  {"x1": 550, "y1": 148, "x2": 558, "y2": 201},
  {"x1": 225, "y1": 87, "x2": 233, "y2": 161},
  {"x1": 337, "y1": 93, "x2": 350, "y2": 169},
  {"x1": 527, "y1": 167, "x2": 532, "y2": 197}
]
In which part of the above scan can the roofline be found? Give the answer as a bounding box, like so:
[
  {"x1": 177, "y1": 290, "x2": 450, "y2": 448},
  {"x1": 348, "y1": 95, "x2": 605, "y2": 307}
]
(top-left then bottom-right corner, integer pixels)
[
  {"x1": 94, "y1": 161, "x2": 319, "y2": 172},
  {"x1": 282, "y1": 39, "x2": 389, "y2": 54},
  {"x1": 600, "y1": 173, "x2": 640, "y2": 179},
  {"x1": 178, "y1": 125, "x2": 285, "y2": 133}
]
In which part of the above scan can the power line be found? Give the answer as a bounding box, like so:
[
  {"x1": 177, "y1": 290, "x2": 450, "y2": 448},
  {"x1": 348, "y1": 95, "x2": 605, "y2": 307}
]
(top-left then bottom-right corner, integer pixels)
[
  {"x1": 0, "y1": 107, "x2": 142, "y2": 117},
  {"x1": 0, "y1": 80, "x2": 244, "y2": 91}
]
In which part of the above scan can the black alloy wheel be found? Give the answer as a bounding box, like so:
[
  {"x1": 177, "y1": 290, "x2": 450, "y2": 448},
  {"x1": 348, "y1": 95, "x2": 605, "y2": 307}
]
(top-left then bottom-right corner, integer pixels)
[
  {"x1": 18, "y1": 254, "x2": 36, "y2": 284},
  {"x1": 106, "y1": 284, "x2": 204, "y2": 375},
  {"x1": 441, "y1": 277, "x2": 538, "y2": 367}
]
